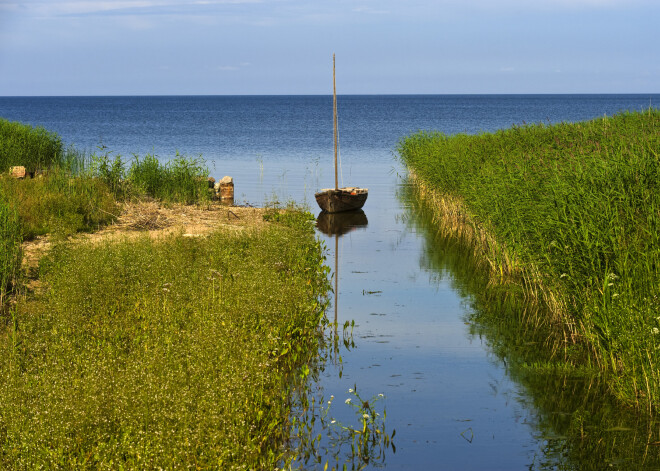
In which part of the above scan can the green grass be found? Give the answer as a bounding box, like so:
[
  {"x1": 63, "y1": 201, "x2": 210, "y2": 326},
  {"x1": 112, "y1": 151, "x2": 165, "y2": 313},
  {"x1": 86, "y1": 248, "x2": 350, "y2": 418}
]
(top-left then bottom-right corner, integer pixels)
[
  {"x1": 0, "y1": 118, "x2": 342, "y2": 467},
  {"x1": 397, "y1": 109, "x2": 660, "y2": 411},
  {"x1": 0, "y1": 192, "x2": 22, "y2": 312},
  {"x1": 0, "y1": 118, "x2": 64, "y2": 173},
  {"x1": 127, "y1": 152, "x2": 211, "y2": 204},
  {"x1": 0, "y1": 211, "x2": 331, "y2": 469},
  {"x1": 0, "y1": 170, "x2": 119, "y2": 241}
]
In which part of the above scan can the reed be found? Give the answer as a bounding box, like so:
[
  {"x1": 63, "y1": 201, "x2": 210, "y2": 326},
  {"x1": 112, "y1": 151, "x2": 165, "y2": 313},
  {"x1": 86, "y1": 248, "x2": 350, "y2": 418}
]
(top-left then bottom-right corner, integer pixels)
[
  {"x1": 0, "y1": 118, "x2": 64, "y2": 173},
  {"x1": 398, "y1": 109, "x2": 660, "y2": 411},
  {"x1": 0, "y1": 169, "x2": 119, "y2": 240},
  {"x1": 127, "y1": 152, "x2": 211, "y2": 204}
]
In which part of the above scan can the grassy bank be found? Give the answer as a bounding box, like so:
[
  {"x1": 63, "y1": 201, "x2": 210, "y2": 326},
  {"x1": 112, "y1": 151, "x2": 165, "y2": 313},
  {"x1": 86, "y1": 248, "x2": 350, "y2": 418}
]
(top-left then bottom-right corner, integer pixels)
[
  {"x1": 0, "y1": 211, "x2": 330, "y2": 468},
  {"x1": 397, "y1": 109, "x2": 660, "y2": 411},
  {"x1": 0, "y1": 119, "x2": 334, "y2": 467}
]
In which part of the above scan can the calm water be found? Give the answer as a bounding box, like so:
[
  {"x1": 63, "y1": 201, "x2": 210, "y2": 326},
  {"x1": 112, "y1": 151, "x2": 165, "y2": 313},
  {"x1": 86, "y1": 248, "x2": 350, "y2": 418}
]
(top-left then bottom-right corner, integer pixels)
[{"x1": 2, "y1": 94, "x2": 659, "y2": 469}]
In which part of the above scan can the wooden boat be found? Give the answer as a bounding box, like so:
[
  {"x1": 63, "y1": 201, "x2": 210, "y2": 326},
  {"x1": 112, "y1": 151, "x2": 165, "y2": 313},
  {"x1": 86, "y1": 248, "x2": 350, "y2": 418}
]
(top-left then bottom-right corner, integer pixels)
[{"x1": 315, "y1": 54, "x2": 368, "y2": 213}]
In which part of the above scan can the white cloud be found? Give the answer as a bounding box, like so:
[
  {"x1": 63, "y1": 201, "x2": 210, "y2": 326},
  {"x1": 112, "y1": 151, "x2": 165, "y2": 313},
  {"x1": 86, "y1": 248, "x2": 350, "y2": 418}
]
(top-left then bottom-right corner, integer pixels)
[{"x1": 1, "y1": 0, "x2": 262, "y2": 18}]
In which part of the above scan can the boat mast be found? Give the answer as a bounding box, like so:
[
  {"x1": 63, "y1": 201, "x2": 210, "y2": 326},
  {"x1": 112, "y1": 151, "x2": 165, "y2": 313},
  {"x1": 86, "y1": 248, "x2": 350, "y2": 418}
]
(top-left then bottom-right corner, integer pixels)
[{"x1": 333, "y1": 53, "x2": 338, "y2": 191}]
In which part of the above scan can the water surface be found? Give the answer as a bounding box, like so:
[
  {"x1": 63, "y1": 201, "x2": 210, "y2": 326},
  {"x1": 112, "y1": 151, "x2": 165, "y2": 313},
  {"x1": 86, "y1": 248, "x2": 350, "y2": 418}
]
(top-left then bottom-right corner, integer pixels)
[{"x1": 2, "y1": 94, "x2": 660, "y2": 469}]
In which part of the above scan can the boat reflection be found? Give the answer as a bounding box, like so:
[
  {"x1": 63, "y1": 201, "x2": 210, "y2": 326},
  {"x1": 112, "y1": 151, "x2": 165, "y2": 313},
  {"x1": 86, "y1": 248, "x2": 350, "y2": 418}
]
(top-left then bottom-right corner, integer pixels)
[
  {"x1": 315, "y1": 209, "x2": 368, "y2": 237},
  {"x1": 316, "y1": 210, "x2": 368, "y2": 345}
]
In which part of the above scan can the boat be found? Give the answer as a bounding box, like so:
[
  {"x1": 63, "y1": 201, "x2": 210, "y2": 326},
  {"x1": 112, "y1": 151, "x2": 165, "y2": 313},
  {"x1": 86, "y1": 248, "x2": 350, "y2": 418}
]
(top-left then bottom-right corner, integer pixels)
[{"x1": 315, "y1": 54, "x2": 368, "y2": 213}]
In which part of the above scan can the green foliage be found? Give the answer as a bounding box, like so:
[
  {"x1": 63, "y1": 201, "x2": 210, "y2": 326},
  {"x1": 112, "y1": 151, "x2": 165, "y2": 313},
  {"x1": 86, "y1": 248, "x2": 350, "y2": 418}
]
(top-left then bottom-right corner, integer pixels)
[
  {"x1": 0, "y1": 191, "x2": 22, "y2": 311},
  {"x1": 128, "y1": 152, "x2": 210, "y2": 204},
  {"x1": 0, "y1": 216, "x2": 331, "y2": 469},
  {"x1": 398, "y1": 110, "x2": 660, "y2": 410},
  {"x1": 88, "y1": 147, "x2": 127, "y2": 199},
  {"x1": 0, "y1": 170, "x2": 119, "y2": 240},
  {"x1": 0, "y1": 118, "x2": 64, "y2": 173}
]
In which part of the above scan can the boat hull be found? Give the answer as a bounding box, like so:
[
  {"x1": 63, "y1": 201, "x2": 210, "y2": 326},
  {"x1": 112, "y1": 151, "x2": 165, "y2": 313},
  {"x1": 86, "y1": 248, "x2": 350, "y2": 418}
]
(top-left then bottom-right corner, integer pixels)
[{"x1": 315, "y1": 187, "x2": 368, "y2": 213}]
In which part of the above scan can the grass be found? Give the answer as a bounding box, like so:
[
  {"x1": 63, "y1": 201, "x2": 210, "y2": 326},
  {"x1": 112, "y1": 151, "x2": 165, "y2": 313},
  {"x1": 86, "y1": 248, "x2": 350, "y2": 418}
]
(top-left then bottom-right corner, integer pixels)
[
  {"x1": 0, "y1": 170, "x2": 119, "y2": 241},
  {"x1": 0, "y1": 209, "x2": 331, "y2": 469},
  {"x1": 397, "y1": 109, "x2": 660, "y2": 411},
  {"x1": 0, "y1": 118, "x2": 64, "y2": 173},
  {"x1": 0, "y1": 192, "x2": 21, "y2": 312},
  {"x1": 0, "y1": 118, "x2": 339, "y2": 467}
]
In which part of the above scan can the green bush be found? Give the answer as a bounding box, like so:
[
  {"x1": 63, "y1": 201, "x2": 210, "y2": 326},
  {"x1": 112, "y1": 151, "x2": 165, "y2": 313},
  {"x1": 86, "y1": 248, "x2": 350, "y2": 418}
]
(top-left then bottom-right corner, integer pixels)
[{"x1": 0, "y1": 118, "x2": 63, "y2": 173}]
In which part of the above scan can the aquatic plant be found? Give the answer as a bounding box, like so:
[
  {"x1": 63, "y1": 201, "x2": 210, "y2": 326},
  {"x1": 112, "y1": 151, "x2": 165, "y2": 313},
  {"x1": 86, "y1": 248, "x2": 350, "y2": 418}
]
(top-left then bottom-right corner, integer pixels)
[
  {"x1": 398, "y1": 109, "x2": 660, "y2": 411},
  {"x1": 0, "y1": 118, "x2": 64, "y2": 173},
  {"x1": 0, "y1": 169, "x2": 119, "y2": 240},
  {"x1": 128, "y1": 152, "x2": 211, "y2": 204}
]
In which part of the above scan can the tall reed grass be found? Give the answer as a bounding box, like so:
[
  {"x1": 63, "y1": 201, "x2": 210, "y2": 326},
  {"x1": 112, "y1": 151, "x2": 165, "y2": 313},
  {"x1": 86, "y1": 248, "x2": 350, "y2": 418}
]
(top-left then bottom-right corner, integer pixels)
[
  {"x1": 398, "y1": 109, "x2": 660, "y2": 411},
  {"x1": 0, "y1": 118, "x2": 63, "y2": 173}
]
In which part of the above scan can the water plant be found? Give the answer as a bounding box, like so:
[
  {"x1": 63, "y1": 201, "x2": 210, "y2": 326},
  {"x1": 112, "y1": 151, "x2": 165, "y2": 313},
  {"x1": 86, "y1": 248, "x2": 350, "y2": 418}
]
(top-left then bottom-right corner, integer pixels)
[
  {"x1": 0, "y1": 118, "x2": 64, "y2": 173},
  {"x1": 128, "y1": 152, "x2": 211, "y2": 204},
  {"x1": 397, "y1": 109, "x2": 660, "y2": 411},
  {"x1": 0, "y1": 168, "x2": 119, "y2": 240},
  {"x1": 400, "y1": 180, "x2": 660, "y2": 469}
]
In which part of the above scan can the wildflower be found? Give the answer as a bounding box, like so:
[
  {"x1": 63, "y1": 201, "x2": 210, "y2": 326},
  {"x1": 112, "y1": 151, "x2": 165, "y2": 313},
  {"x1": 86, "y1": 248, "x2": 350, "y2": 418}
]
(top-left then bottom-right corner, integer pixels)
[
  {"x1": 653, "y1": 328, "x2": 659, "y2": 335},
  {"x1": 363, "y1": 414, "x2": 370, "y2": 419},
  {"x1": 348, "y1": 388, "x2": 354, "y2": 393},
  {"x1": 378, "y1": 393, "x2": 384, "y2": 397},
  {"x1": 345, "y1": 398, "x2": 351, "y2": 404},
  {"x1": 331, "y1": 420, "x2": 336, "y2": 424}
]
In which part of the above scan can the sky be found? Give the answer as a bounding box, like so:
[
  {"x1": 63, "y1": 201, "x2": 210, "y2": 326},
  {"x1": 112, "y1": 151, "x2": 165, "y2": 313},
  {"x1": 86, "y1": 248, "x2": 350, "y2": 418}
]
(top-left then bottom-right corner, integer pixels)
[{"x1": 0, "y1": 0, "x2": 658, "y2": 95}]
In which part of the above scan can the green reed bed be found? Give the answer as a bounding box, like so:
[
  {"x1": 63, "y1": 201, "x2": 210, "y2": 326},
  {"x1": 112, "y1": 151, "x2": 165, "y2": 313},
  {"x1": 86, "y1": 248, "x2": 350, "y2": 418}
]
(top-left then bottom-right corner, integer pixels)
[
  {"x1": 0, "y1": 170, "x2": 118, "y2": 241},
  {"x1": 398, "y1": 109, "x2": 660, "y2": 411},
  {"x1": 0, "y1": 210, "x2": 331, "y2": 469},
  {"x1": 0, "y1": 118, "x2": 64, "y2": 173},
  {"x1": 127, "y1": 152, "x2": 211, "y2": 204}
]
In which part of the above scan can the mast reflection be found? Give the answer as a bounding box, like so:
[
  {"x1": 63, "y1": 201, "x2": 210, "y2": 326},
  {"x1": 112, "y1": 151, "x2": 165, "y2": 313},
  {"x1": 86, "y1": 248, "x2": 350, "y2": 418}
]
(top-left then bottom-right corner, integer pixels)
[{"x1": 316, "y1": 210, "x2": 368, "y2": 329}]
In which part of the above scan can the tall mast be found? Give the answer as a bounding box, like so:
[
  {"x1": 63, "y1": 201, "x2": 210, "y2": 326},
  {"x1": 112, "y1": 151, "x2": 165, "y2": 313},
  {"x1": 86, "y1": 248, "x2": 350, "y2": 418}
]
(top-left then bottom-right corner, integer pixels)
[{"x1": 333, "y1": 53, "x2": 338, "y2": 190}]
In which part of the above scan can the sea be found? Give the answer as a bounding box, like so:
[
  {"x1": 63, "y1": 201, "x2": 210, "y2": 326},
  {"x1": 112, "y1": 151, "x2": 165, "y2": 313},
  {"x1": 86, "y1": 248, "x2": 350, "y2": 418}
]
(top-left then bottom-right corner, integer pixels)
[{"x1": 2, "y1": 94, "x2": 659, "y2": 469}]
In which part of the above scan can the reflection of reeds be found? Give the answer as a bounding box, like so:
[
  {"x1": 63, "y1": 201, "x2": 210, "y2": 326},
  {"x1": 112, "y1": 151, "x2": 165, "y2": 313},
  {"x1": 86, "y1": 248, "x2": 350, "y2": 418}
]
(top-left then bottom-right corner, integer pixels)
[
  {"x1": 408, "y1": 171, "x2": 569, "y2": 325},
  {"x1": 399, "y1": 109, "x2": 660, "y2": 411}
]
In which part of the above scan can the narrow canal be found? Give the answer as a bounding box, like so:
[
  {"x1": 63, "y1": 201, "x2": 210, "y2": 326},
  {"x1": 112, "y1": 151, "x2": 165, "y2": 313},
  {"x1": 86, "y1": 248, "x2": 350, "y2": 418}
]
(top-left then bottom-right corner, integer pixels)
[{"x1": 308, "y1": 163, "x2": 550, "y2": 469}]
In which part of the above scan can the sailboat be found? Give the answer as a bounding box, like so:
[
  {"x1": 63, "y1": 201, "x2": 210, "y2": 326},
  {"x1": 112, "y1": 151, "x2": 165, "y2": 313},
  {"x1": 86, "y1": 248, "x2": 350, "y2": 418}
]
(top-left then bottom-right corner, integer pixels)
[{"x1": 315, "y1": 54, "x2": 368, "y2": 213}]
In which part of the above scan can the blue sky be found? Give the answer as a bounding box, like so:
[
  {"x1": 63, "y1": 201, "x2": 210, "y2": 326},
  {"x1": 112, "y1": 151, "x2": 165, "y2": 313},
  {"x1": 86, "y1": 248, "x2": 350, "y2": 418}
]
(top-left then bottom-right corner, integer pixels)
[{"x1": 0, "y1": 0, "x2": 658, "y2": 95}]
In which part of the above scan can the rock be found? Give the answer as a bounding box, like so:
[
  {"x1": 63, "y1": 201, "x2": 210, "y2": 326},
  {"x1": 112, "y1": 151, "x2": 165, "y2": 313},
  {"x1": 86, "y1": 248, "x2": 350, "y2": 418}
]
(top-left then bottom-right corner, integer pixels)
[
  {"x1": 9, "y1": 166, "x2": 26, "y2": 179},
  {"x1": 214, "y1": 175, "x2": 234, "y2": 201}
]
